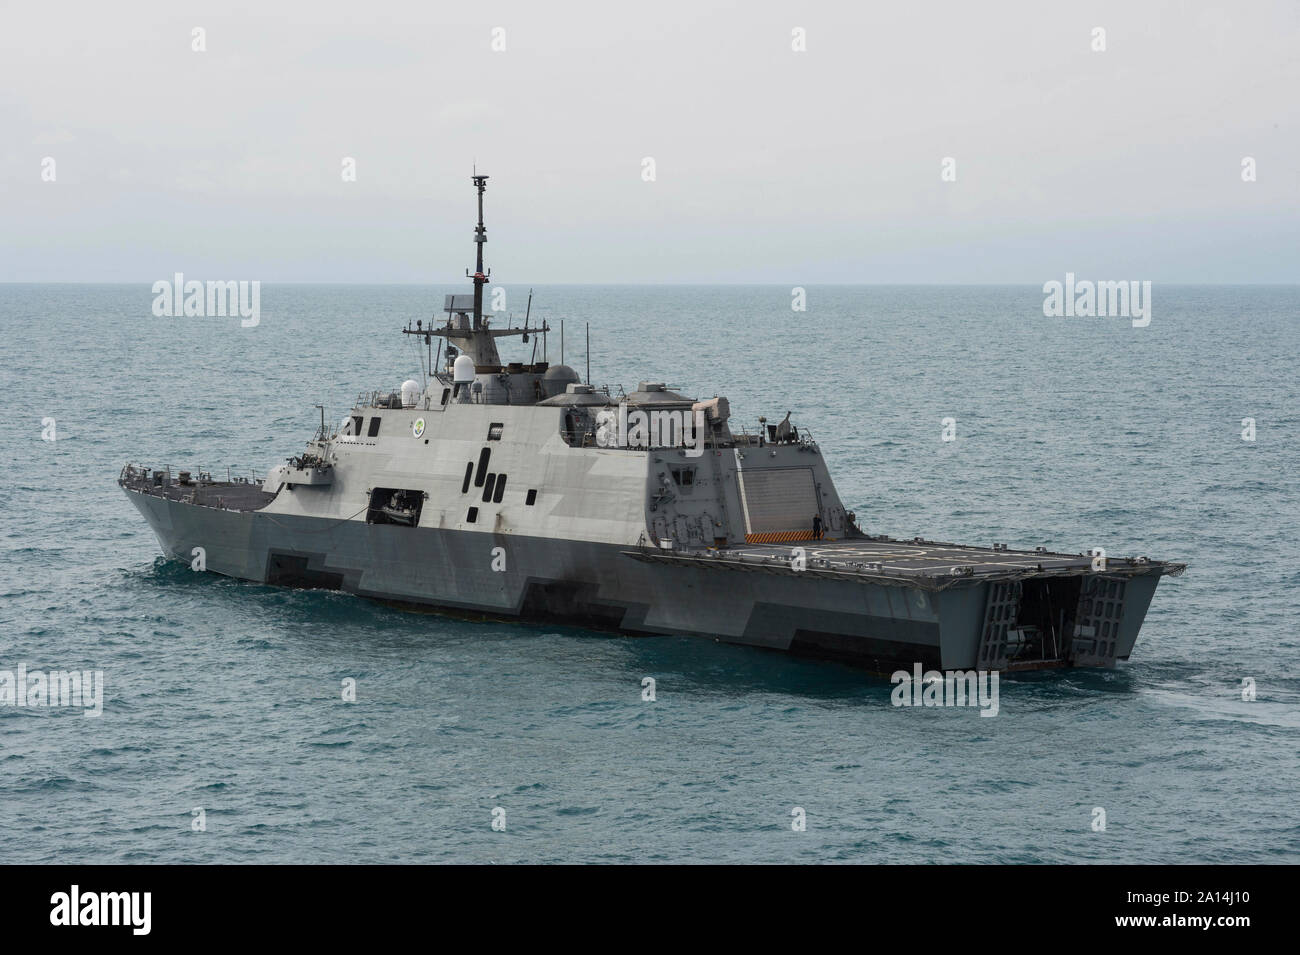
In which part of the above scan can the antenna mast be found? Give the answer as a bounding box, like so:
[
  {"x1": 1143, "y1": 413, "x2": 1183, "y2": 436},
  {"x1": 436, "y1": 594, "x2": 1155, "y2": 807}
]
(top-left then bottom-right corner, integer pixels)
[{"x1": 469, "y1": 173, "x2": 490, "y2": 330}]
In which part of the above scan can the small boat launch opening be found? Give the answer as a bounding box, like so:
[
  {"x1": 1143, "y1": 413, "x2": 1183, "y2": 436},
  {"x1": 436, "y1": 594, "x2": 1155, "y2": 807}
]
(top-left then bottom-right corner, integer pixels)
[
  {"x1": 1003, "y1": 577, "x2": 1084, "y2": 667},
  {"x1": 366, "y1": 487, "x2": 425, "y2": 527}
]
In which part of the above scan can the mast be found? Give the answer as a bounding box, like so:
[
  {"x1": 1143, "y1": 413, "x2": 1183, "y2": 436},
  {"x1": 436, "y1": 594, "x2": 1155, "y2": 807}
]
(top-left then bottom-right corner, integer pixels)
[
  {"x1": 403, "y1": 174, "x2": 547, "y2": 375},
  {"x1": 470, "y1": 173, "x2": 489, "y2": 330}
]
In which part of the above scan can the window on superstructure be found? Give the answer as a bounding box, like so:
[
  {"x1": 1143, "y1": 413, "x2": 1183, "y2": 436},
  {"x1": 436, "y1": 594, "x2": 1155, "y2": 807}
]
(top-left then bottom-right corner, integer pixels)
[
  {"x1": 488, "y1": 423, "x2": 504, "y2": 441},
  {"x1": 467, "y1": 507, "x2": 478, "y2": 523},
  {"x1": 367, "y1": 417, "x2": 381, "y2": 437},
  {"x1": 525, "y1": 489, "x2": 537, "y2": 506}
]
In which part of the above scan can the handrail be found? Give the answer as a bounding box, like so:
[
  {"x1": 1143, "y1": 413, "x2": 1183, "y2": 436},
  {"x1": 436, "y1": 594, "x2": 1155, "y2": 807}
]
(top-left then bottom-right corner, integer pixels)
[{"x1": 120, "y1": 462, "x2": 263, "y2": 485}]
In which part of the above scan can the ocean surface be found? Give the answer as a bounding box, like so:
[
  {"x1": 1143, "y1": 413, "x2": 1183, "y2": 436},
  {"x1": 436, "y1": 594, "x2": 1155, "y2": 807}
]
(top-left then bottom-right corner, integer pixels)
[{"x1": 1, "y1": 283, "x2": 1297, "y2": 864}]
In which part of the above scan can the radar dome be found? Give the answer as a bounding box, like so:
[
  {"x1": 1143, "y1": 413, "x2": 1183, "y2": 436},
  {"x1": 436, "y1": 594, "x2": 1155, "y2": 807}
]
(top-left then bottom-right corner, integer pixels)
[
  {"x1": 400, "y1": 380, "x2": 420, "y2": 408},
  {"x1": 453, "y1": 355, "x2": 476, "y2": 384},
  {"x1": 541, "y1": 364, "x2": 581, "y2": 397}
]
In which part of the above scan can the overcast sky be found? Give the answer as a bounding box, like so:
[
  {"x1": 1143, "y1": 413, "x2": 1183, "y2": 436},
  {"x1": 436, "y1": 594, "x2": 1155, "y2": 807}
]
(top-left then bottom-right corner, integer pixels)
[{"x1": 1, "y1": 0, "x2": 1297, "y2": 283}]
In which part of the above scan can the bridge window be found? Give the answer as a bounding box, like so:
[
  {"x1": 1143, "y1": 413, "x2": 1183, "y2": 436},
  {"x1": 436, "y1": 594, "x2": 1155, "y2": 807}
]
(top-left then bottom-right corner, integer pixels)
[{"x1": 367, "y1": 417, "x2": 381, "y2": 437}]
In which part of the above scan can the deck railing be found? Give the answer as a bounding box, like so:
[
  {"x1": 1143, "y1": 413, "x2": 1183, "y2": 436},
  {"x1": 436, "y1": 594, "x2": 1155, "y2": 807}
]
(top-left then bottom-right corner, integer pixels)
[{"x1": 119, "y1": 462, "x2": 263, "y2": 487}]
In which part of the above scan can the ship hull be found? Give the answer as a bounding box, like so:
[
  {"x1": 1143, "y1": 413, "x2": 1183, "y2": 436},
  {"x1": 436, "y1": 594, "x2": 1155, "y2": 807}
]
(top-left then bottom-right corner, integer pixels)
[{"x1": 123, "y1": 487, "x2": 1165, "y2": 673}]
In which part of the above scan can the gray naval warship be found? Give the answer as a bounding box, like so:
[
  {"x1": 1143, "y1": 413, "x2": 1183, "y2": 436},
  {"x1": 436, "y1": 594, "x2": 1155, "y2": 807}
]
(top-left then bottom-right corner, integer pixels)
[{"x1": 120, "y1": 175, "x2": 1184, "y2": 673}]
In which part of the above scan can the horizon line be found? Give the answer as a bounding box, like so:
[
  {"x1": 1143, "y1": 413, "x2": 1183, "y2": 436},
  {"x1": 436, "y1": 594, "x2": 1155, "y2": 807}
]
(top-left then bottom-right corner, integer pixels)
[{"x1": 3, "y1": 281, "x2": 1299, "y2": 287}]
